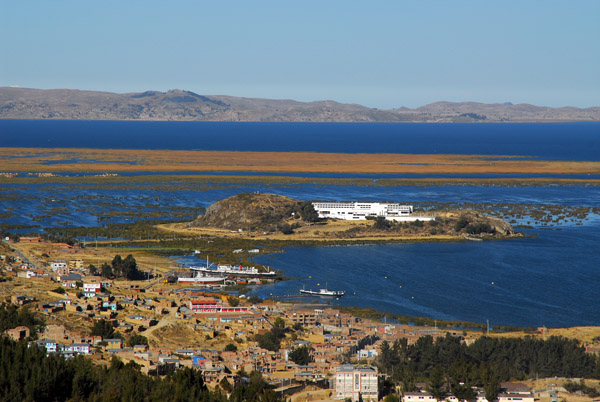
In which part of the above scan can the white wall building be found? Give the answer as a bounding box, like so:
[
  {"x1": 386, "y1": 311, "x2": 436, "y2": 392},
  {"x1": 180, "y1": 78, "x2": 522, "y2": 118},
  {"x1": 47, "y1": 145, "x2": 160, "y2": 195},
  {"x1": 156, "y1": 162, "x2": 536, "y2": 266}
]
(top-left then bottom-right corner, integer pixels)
[
  {"x1": 51, "y1": 261, "x2": 68, "y2": 271},
  {"x1": 402, "y1": 386, "x2": 534, "y2": 402},
  {"x1": 334, "y1": 364, "x2": 378, "y2": 401},
  {"x1": 357, "y1": 348, "x2": 379, "y2": 360},
  {"x1": 312, "y1": 202, "x2": 433, "y2": 222},
  {"x1": 498, "y1": 392, "x2": 534, "y2": 402},
  {"x1": 63, "y1": 343, "x2": 91, "y2": 355},
  {"x1": 403, "y1": 392, "x2": 438, "y2": 402},
  {"x1": 83, "y1": 283, "x2": 101, "y2": 297}
]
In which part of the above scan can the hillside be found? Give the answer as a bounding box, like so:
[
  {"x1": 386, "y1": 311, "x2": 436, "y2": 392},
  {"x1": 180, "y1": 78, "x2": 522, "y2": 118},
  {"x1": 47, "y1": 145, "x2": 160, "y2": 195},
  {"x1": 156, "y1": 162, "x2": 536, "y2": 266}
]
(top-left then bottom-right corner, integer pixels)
[
  {"x1": 1, "y1": 87, "x2": 598, "y2": 122},
  {"x1": 189, "y1": 193, "x2": 317, "y2": 233}
]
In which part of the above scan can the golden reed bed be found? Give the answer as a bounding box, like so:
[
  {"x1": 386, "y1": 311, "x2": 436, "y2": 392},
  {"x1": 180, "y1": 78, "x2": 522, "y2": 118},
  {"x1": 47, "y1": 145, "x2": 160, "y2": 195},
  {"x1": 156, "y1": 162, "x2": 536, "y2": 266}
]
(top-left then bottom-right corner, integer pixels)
[{"x1": 1, "y1": 147, "x2": 600, "y2": 176}]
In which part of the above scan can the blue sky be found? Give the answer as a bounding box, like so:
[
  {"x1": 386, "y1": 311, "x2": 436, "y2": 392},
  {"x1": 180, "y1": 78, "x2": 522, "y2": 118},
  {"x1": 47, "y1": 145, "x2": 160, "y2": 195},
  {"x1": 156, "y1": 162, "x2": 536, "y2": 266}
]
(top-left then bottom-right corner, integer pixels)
[{"x1": 1, "y1": 0, "x2": 598, "y2": 108}]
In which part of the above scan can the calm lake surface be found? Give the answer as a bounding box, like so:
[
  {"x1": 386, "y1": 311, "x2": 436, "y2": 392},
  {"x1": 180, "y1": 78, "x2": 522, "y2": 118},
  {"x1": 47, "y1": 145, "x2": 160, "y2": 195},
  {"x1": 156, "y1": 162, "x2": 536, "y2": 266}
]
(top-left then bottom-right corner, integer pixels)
[
  {"x1": 1, "y1": 120, "x2": 599, "y2": 160},
  {"x1": 1, "y1": 120, "x2": 599, "y2": 327}
]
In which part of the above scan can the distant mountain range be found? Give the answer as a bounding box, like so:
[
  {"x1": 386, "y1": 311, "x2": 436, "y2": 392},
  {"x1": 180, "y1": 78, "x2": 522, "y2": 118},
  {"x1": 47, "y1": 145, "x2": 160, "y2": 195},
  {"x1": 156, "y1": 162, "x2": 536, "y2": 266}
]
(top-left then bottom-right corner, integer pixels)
[{"x1": 1, "y1": 87, "x2": 598, "y2": 123}]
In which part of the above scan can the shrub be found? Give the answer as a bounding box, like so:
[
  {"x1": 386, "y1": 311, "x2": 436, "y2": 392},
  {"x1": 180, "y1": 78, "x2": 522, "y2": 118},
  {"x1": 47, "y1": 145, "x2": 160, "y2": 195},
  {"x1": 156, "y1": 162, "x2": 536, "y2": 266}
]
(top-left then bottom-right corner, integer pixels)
[
  {"x1": 454, "y1": 216, "x2": 469, "y2": 231},
  {"x1": 466, "y1": 223, "x2": 495, "y2": 234},
  {"x1": 224, "y1": 343, "x2": 238, "y2": 352},
  {"x1": 247, "y1": 295, "x2": 261, "y2": 304},
  {"x1": 373, "y1": 216, "x2": 390, "y2": 230},
  {"x1": 278, "y1": 223, "x2": 294, "y2": 235}
]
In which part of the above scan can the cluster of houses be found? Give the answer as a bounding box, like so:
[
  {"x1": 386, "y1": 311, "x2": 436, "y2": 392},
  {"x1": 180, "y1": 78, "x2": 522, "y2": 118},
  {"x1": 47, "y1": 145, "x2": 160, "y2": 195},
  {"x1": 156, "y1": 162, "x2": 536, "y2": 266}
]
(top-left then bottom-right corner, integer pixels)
[
  {"x1": 1, "y1": 242, "x2": 544, "y2": 402},
  {"x1": 2, "y1": 259, "x2": 491, "y2": 401}
]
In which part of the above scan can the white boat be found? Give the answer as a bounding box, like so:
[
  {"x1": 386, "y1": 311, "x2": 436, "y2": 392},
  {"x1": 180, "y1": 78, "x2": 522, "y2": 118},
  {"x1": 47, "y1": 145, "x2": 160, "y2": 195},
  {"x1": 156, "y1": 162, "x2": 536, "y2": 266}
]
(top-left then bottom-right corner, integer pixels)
[
  {"x1": 191, "y1": 263, "x2": 276, "y2": 277},
  {"x1": 300, "y1": 284, "x2": 345, "y2": 297},
  {"x1": 177, "y1": 272, "x2": 226, "y2": 284}
]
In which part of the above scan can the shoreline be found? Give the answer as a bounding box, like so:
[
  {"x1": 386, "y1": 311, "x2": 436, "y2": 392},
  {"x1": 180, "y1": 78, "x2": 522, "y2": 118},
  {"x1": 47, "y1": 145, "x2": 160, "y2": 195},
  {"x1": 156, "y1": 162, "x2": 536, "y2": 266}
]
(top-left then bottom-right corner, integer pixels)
[{"x1": 8, "y1": 233, "x2": 596, "y2": 332}]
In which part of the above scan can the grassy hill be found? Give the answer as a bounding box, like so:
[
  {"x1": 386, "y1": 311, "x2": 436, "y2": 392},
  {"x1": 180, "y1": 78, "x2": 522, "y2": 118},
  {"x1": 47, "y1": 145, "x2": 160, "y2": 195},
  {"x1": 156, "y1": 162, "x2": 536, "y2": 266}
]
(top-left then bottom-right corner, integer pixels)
[{"x1": 189, "y1": 193, "x2": 317, "y2": 234}]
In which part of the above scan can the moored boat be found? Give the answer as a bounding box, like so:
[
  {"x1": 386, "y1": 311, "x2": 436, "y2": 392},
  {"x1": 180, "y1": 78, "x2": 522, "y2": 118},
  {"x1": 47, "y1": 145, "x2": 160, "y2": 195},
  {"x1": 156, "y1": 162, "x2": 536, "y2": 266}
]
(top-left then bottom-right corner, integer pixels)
[
  {"x1": 191, "y1": 263, "x2": 276, "y2": 277},
  {"x1": 177, "y1": 272, "x2": 226, "y2": 284},
  {"x1": 300, "y1": 286, "x2": 345, "y2": 297}
]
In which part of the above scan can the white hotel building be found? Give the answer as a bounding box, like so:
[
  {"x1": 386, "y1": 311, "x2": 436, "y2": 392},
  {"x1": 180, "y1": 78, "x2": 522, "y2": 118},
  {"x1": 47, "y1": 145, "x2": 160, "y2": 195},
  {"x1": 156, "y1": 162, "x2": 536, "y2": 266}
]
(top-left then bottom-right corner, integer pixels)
[
  {"x1": 334, "y1": 364, "x2": 379, "y2": 401},
  {"x1": 312, "y1": 202, "x2": 433, "y2": 221}
]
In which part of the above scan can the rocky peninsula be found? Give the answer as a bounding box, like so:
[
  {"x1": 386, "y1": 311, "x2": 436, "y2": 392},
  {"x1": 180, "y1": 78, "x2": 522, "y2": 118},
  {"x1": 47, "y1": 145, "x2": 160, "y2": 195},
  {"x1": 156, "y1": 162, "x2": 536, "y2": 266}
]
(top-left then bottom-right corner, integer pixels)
[{"x1": 165, "y1": 193, "x2": 519, "y2": 243}]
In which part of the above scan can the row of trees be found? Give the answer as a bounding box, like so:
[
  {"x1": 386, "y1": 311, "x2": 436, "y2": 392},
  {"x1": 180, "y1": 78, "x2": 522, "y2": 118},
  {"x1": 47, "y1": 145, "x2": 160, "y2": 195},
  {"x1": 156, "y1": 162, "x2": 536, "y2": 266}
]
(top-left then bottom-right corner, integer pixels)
[
  {"x1": 91, "y1": 254, "x2": 144, "y2": 280},
  {"x1": 0, "y1": 337, "x2": 284, "y2": 401},
  {"x1": 377, "y1": 334, "x2": 600, "y2": 400}
]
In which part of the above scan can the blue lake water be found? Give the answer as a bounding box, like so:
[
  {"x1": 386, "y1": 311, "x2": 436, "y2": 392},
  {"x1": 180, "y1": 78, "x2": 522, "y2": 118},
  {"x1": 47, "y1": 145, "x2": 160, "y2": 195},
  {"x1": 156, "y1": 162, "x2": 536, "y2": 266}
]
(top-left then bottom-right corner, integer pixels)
[
  {"x1": 251, "y1": 222, "x2": 600, "y2": 329},
  {"x1": 1, "y1": 120, "x2": 599, "y2": 160},
  {"x1": 1, "y1": 120, "x2": 600, "y2": 327}
]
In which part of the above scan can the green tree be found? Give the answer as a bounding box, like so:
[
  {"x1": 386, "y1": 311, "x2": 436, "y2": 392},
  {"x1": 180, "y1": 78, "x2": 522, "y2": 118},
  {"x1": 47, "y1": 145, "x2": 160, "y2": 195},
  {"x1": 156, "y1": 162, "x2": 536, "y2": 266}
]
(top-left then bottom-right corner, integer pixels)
[
  {"x1": 427, "y1": 365, "x2": 447, "y2": 400},
  {"x1": 255, "y1": 332, "x2": 281, "y2": 352},
  {"x1": 220, "y1": 377, "x2": 233, "y2": 393},
  {"x1": 278, "y1": 223, "x2": 294, "y2": 235},
  {"x1": 224, "y1": 343, "x2": 238, "y2": 352},
  {"x1": 288, "y1": 345, "x2": 313, "y2": 365},
  {"x1": 0, "y1": 303, "x2": 45, "y2": 336},
  {"x1": 90, "y1": 319, "x2": 117, "y2": 339},
  {"x1": 374, "y1": 216, "x2": 391, "y2": 230},
  {"x1": 255, "y1": 318, "x2": 287, "y2": 351},
  {"x1": 454, "y1": 216, "x2": 469, "y2": 231},
  {"x1": 126, "y1": 332, "x2": 148, "y2": 347},
  {"x1": 378, "y1": 340, "x2": 395, "y2": 373},
  {"x1": 298, "y1": 201, "x2": 319, "y2": 223},
  {"x1": 88, "y1": 264, "x2": 98, "y2": 276},
  {"x1": 399, "y1": 367, "x2": 417, "y2": 393},
  {"x1": 109, "y1": 254, "x2": 141, "y2": 280},
  {"x1": 52, "y1": 287, "x2": 66, "y2": 294},
  {"x1": 484, "y1": 378, "x2": 501, "y2": 402},
  {"x1": 111, "y1": 254, "x2": 123, "y2": 273},
  {"x1": 100, "y1": 263, "x2": 113, "y2": 278}
]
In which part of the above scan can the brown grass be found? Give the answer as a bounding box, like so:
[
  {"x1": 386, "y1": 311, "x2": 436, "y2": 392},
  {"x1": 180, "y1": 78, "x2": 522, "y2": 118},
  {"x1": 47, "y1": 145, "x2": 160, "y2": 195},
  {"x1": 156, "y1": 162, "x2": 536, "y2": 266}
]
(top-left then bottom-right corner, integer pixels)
[
  {"x1": 2, "y1": 147, "x2": 600, "y2": 175},
  {"x1": 11, "y1": 241, "x2": 178, "y2": 275},
  {"x1": 157, "y1": 221, "x2": 463, "y2": 243}
]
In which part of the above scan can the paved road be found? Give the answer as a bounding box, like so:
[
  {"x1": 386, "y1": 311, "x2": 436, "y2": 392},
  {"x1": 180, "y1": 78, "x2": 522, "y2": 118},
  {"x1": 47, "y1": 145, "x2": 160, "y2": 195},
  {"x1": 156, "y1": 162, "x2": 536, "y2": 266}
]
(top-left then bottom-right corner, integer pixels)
[{"x1": 4, "y1": 241, "x2": 42, "y2": 271}]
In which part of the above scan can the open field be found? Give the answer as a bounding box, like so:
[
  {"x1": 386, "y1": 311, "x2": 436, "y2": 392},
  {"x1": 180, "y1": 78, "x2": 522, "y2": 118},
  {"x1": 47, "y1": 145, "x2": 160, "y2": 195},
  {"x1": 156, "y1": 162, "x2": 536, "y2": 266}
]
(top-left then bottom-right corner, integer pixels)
[
  {"x1": 2, "y1": 147, "x2": 600, "y2": 176},
  {"x1": 12, "y1": 240, "x2": 179, "y2": 276},
  {"x1": 487, "y1": 326, "x2": 600, "y2": 344}
]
